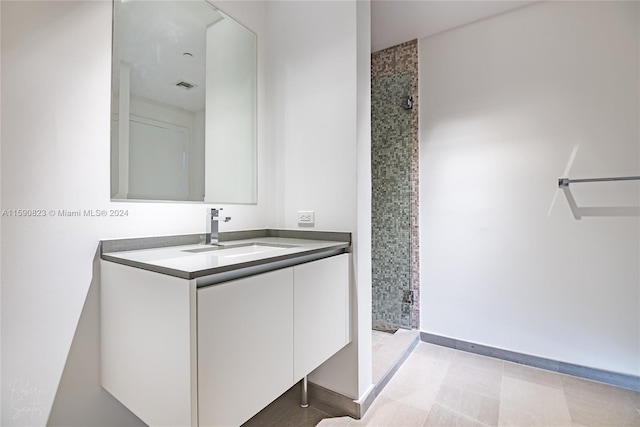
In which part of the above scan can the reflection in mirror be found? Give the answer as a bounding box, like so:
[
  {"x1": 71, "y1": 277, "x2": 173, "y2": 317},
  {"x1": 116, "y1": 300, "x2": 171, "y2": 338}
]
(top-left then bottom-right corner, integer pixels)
[{"x1": 111, "y1": 0, "x2": 257, "y2": 203}]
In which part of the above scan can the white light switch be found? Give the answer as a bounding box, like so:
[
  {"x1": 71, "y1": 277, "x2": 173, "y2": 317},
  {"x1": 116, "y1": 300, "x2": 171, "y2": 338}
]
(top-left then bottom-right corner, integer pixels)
[{"x1": 297, "y1": 211, "x2": 315, "y2": 225}]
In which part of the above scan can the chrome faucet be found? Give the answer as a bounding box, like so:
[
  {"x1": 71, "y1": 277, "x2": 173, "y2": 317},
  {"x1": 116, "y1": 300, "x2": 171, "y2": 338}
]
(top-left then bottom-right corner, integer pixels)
[{"x1": 206, "y1": 208, "x2": 231, "y2": 245}]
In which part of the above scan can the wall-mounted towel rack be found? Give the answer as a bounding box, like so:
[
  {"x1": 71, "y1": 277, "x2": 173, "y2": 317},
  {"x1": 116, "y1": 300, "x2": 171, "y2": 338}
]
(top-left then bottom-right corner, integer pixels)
[
  {"x1": 557, "y1": 175, "x2": 640, "y2": 219},
  {"x1": 558, "y1": 176, "x2": 640, "y2": 186}
]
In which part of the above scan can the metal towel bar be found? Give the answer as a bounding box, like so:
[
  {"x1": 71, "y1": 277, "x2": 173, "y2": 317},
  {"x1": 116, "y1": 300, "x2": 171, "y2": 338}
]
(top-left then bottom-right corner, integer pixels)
[
  {"x1": 557, "y1": 175, "x2": 640, "y2": 219},
  {"x1": 559, "y1": 176, "x2": 640, "y2": 187}
]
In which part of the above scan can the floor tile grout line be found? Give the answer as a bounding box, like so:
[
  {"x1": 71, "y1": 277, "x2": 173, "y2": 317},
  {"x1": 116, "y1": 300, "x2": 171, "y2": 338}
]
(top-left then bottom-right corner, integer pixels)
[
  {"x1": 497, "y1": 357, "x2": 504, "y2": 427},
  {"x1": 428, "y1": 402, "x2": 494, "y2": 427},
  {"x1": 496, "y1": 358, "x2": 504, "y2": 427}
]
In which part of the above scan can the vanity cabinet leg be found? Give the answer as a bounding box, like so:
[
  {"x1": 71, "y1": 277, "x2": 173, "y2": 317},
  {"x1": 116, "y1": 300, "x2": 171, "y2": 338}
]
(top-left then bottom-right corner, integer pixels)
[{"x1": 300, "y1": 376, "x2": 309, "y2": 408}]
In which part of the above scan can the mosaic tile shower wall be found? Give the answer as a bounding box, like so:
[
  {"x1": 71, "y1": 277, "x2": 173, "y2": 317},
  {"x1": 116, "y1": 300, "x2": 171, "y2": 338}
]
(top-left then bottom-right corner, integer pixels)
[{"x1": 371, "y1": 40, "x2": 419, "y2": 331}]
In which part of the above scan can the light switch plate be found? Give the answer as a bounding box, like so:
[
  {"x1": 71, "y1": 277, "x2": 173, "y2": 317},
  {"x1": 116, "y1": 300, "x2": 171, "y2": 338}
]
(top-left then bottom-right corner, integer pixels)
[{"x1": 297, "y1": 211, "x2": 315, "y2": 225}]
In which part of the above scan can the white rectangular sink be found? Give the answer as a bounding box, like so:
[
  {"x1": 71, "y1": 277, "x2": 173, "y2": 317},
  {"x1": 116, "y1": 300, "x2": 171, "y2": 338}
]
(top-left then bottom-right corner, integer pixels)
[{"x1": 182, "y1": 243, "x2": 298, "y2": 258}]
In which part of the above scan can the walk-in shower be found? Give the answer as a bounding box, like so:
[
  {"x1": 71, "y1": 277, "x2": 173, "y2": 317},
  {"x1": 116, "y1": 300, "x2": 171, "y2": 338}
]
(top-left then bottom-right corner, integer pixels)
[{"x1": 371, "y1": 40, "x2": 419, "y2": 332}]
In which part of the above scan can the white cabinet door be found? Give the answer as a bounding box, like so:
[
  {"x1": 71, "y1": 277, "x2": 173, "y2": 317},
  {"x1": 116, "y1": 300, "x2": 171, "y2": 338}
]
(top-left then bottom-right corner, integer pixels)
[
  {"x1": 197, "y1": 268, "x2": 294, "y2": 427},
  {"x1": 293, "y1": 254, "x2": 350, "y2": 381},
  {"x1": 101, "y1": 261, "x2": 198, "y2": 427}
]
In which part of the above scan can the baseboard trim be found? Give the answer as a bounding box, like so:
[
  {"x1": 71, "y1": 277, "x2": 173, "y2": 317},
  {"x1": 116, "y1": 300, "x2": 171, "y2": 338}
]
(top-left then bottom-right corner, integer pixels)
[
  {"x1": 420, "y1": 332, "x2": 640, "y2": 392},
  {"x1": 309, "y1": 331, "x2": 420, "y2": 419},
  {"x1": 307, "y1": 382, "x2": 359, "y2": 419},
  {"x1": 355, "y1": 384, "x2": 377, "y2": 419}
]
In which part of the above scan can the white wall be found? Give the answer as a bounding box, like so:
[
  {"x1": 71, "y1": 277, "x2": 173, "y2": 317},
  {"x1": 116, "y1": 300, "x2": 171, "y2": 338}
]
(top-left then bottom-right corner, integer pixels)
[
  {"x1": 205, "y1": 15, "x2": 257, "y2": 203},
  {"x1": 420, "y1": 1, "x2": 640, "y2": 376},
  {"x1": 265, "y1": 0, "x2": 372, "y2": 400},
  {"x1": 267, "y1": 1, "x2": 357, "y2": 231},
  {"x1": 0, "y1": 1, "x2": 269, "y2": 425},
  {"x1": 354, "y1": 0, "x2": 373, "y2": 400}
]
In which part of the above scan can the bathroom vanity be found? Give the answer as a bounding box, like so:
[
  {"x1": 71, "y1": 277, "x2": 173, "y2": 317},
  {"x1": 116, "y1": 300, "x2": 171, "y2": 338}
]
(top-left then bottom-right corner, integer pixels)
[{"x1": 100, "y1": 232, "x2": 351, "y2": 427}]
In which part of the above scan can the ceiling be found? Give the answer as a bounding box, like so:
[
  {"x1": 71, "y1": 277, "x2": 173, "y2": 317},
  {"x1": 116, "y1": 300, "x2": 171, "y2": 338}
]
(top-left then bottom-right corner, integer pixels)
[
  {"x1": 117, "y1": 0, "x2": 224, "y2": 112},
  {"x1": 371, "y1": 0, "x2": 538, "y2": 52},
  {"x1": 116, "y1": 1, "x2": 539, "y2": 111}
]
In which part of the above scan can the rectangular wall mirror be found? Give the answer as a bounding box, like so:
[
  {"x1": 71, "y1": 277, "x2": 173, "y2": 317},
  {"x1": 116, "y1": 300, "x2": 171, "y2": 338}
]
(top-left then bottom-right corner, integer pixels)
[{"x1": 110, "y1": 0, "x2": 257, "y2": 203}]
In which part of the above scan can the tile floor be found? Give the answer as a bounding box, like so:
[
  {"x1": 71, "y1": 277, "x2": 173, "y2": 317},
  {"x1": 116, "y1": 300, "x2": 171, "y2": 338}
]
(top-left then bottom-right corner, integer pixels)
[{"x1": 243, "y1": 341, "x2": 640, "y2": 427}]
